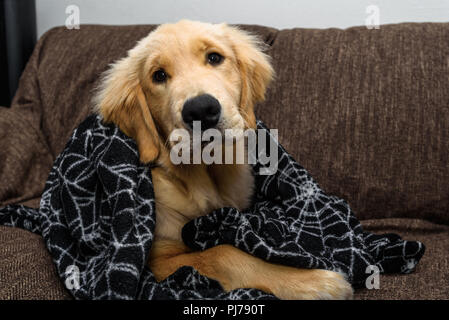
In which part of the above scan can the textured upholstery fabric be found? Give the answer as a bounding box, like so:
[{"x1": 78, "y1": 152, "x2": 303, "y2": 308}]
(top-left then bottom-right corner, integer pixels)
[
  {"x1": 1, "y1": 218, "x2": 446, "y2": 300},
  {"x1": 261, "y1": 23, "x2": 449, "y2": 224},
  {"x1": 0, "y1": 22, "x2": 447, "y2": 299},
  {"x1": 356, "y1": 219, "x2": 448, "y2": 299},
  {"x1": 0, "y1": 226, "x2": 70, "y2": 299}
]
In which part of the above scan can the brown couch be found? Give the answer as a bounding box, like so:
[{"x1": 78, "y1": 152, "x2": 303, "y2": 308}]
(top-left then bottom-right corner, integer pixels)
[{"x1": 0, "y1": 23, "x2": 448, "y2": 300}]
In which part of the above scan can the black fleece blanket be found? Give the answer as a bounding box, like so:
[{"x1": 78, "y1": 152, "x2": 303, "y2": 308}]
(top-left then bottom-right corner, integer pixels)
[{"x1": 0, "y1": 115, "x2": 425, "y2": 299}]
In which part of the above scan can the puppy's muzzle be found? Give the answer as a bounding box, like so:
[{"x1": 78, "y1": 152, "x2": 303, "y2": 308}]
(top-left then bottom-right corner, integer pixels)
[{"x1": 181, "y1": 94, "x2": 221, "y2": 130}]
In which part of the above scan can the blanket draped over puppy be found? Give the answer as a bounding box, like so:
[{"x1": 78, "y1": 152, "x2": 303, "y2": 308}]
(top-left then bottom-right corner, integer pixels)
[{"x1": 0, "y1": 115, "x2": 425, "y2": 299}]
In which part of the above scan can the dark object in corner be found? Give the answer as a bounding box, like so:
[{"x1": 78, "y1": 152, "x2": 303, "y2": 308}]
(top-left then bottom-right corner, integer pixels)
[{"x1": 0, "y1": 0, "x2": 36, "y2": 107}]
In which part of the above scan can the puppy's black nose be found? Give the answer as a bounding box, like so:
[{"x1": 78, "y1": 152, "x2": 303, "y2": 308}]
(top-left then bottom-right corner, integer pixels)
[{"x1": 182, "y1": 94, "x2": 221, "y2": 130}]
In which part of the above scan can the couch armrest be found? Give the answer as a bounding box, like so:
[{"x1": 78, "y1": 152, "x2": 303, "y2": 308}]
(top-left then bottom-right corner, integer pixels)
[
  {"x1": 0, "y1": 106, "x2": 53, "y2": 206},
  {"x1": 0, "y1": 27, "x2": 59, "y2": 207}
]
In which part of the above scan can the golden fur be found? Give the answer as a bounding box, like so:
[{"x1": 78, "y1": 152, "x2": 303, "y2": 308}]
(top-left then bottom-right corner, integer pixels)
[{"x1": 95, "y1": 20, "x2": 353, "y2": 299}]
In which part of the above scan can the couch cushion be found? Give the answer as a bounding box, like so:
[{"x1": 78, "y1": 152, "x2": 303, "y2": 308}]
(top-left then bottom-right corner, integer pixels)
[
  {"x1": 260, "y1": 23, "x2": 449, "y2": 223},
  {"x1": 0, "y1": 108, "x2": 53, "y2": 207},
  {"x1": 0, "y1": 226, "x2": 70, "y2": 299},
  {"x1": 354, "y1": 219, "x2": 449, "y2": 299},
  {"x1": 1, "y1": 218, "x2": 446, "y2": 299}
]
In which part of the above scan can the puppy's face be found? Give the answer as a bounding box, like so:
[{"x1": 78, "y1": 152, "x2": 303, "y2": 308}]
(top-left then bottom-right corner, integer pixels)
[
  {"x1": 96, "y1": 20, "x2": 273, "y2": 163},
  {"x1": 143, "y1": 21, "x2": 243, "y2": 137}
]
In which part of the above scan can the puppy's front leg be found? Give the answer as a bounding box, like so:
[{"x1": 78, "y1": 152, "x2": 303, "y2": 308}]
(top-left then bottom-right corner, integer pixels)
[{"x1": 149, "y1": 240, "x2": 353, "y2": 299}]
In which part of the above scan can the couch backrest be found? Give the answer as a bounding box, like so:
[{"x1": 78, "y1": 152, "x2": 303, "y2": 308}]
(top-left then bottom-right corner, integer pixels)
[
  {"x1": 261, "y1": 23, "x2": 449, "y2": 223},
  {"x1": 11, "y1": 23, "x2": 449, "y2": 223}
]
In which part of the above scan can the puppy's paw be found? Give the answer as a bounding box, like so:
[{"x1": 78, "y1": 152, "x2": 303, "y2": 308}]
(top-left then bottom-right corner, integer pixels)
[
  {"x1": 307, "y1": 270, "x2": 353, "y2": 300},
  {"x1": 271, "y1": 269, "x2": 353, "y2": 300}
]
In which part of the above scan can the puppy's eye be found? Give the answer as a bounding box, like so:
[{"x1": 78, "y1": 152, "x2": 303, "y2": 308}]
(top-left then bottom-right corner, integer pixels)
[
  {"x1": 153, "y1": 69, "x2": 168, "y2": 83},
  {"x1": 207, "y1": 52, "x2": 223, "y2": 65}
]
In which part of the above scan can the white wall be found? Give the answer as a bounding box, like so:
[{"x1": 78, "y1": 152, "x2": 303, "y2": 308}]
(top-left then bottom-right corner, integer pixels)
[{"x1": 36, "y1": 0, "x2": 449, "y2": 38}]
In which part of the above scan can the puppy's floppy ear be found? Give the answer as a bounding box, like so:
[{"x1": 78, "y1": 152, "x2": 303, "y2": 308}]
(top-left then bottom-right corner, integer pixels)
[
  {"x1": 94, "y1": 56, "x2": 160, "y2": 164},
  {"x1": 223, "y1": 25, "x2": 274, "y2": 130}
]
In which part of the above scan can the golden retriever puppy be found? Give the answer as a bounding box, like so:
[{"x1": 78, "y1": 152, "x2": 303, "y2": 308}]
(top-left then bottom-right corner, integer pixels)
[{"x1": 95, "y1": 20, "x2": 353, "y2": 299}]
